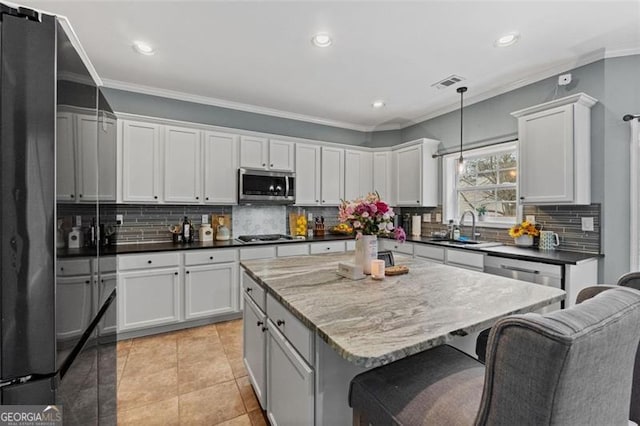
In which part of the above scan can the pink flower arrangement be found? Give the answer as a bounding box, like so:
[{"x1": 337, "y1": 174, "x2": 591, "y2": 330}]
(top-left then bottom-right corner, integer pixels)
[{"x1": 338, "y1": 193, "x2": 405, "y2": 242}]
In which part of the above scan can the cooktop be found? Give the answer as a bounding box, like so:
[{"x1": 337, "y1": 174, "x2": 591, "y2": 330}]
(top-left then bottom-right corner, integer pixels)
[{"x1": 237, "y1": 234, "x2": 295, "y2": 243}]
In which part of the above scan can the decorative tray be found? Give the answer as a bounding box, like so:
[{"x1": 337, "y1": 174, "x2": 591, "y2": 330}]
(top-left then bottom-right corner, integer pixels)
[{"x1": 385, "y1": 265, "x2": 409, "y2": 276}]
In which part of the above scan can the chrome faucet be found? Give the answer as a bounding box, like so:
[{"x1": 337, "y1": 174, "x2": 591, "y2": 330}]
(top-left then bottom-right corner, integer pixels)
[{"x1": 459, "y1": 210, "x2": 476, "y2": 241}]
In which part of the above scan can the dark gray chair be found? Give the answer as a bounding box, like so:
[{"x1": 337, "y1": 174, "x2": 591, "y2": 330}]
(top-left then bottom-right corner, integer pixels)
[
  {"x1": 349, "y1": 286, "x2": 640, "y2": 425},
  {"x1": 618, "y1": 271, "x2": 640, "y2": 290}
]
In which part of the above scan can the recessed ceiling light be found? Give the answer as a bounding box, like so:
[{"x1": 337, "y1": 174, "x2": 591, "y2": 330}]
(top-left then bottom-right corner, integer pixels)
[
  {"x1": 372, "y1": 100, "x2": 386, "y2": 108},
  {"x1": 494, "y1": 32, "x2": 520, "y2": 48},
  {"x1": 311, "y1": 33, "x2": 332, "y2": 48},
  {"x1": 133, "y1": 40, "x2": 155, "y2": 55}
]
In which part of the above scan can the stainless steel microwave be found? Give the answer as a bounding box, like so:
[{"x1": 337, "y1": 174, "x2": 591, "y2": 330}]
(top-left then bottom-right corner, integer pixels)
[{"x1": 238, "y1": 168, "x2": 295, "y2": 204}]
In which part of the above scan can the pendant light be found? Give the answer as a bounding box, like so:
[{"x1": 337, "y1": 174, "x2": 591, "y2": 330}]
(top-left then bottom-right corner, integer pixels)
[{"x1": 457, "y1": 86, "x2": 468, "y2": 173}]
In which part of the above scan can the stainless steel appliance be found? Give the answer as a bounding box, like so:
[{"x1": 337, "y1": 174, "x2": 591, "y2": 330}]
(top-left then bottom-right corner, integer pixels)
[
  {"x1": 238, "y1": 168, "x2": 295, "y2": 204},
  {"x1": 484, "y1": 256, "x2": 563, "y2": 312},
  {"x1": 237, "y1": 234, "x2": 296, "y2": 243},
  {"x1": 1, "y1": 5, "x2": 116, "y2": 421}
]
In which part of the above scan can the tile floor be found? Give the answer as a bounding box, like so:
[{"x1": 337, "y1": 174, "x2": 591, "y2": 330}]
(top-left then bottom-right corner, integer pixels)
[{"x1": 117, "y1": 319, "x2": 269, "y2": 425}]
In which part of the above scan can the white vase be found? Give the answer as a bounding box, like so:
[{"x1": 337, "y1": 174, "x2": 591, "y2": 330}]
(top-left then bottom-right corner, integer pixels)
[
  {"x1": 355, "y1": 235, "x2": 378, "y2": 274},
  {"x1": 514, "y1": 234, "x2": 534, "y2": 247}
]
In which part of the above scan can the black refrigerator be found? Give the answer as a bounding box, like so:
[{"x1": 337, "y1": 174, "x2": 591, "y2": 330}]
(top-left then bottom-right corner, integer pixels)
[{"x1": 0, "y1": 4, "x2": 116, "y2": 424}]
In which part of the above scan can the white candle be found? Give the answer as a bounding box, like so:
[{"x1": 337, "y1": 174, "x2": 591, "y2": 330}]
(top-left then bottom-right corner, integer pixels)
[{"x1": 371, "y1": 259, "x2": 385, "y2": 280}]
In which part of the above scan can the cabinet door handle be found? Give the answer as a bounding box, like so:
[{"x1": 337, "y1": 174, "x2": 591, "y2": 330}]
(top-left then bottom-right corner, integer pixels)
[
  {"x1": 416, "y1": 200, "x2": 419, "y2": 204},
  {"x1": 186, "y1": 271, "x2": 190, "y2": 274},
  {"x1": 326, "y1": 247, "x2": 330, "y2": 250},
  {"x1": 246, "y1": 287, "x2": 253, "y2": 293},
  {"x1": 257, "y1": 321, "x2": 264, "y2": 327},
  {"x1": 500, "y1": 265, "x2": 540, "y2": 274},
  {"x1": 209, "y1": 256, "x2": 214, "y2": 260},
  {"x1": 270, "y1": 164, "x2": 273, "y2": 167},
  {"x1": 261, "y1": 326, "x2": 268, "y2": 332},
  {"x1": 154, "y1": 196, "x2": 158, "y2": 199},
  {"x1": 196, "y1": 196, "x2": 199, "y2": 200},
  {"x1": 85, "y1": 280, "x2": 90, "y2": 284},
  {"x1": 70, "y1": 194, "x2": 74, "y2": 198},
  {"x1": 316, "y1": 200, "x2": 319, "y2": 203},
  {"x1": 79, "y1": 194, "x2": 83, "y2": 198},
  {"x1": 262, "y1": 163, "x2": 266, "y2": 167},
  {"x1": 520, "y1": 197, "x2": 525, "y2": 200},
  {"x1": 206, "y1": 197, "x2": 210, "y2": 201},
  {"x1": 276, "y1": 319, "x2": 285, "y2": 326},
  {"x1": 148, "y1": 260, "x2": 152, "y2": 264},
  {"x1": 60, "y1": 267, "x2": 64, "y2": 271},
  {"x1": 174, "y1": 272, "x2": 178, "y2": 276}
]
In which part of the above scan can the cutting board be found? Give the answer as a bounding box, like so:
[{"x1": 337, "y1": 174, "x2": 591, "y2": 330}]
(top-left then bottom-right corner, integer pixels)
[{"x1": 212, "y1": 214, "x2": 232, "y2": 240}]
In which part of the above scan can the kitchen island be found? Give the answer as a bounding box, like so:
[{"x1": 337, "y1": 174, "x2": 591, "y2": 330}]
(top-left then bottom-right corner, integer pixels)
[{"x1": 241, "y1": 252, "x2": 565, "y2": 425}]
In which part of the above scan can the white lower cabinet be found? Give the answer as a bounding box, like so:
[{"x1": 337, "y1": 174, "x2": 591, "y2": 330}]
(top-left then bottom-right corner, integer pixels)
[
  {"x1": 118, "y1": 268, "x2": 181, "y2": 331},
  {"x1": 242, "y1": 269, "x2": 314, "y2": 426},
  {"x1": 185, "y1": 263, "x2": 237, "y2": 320},
  {"x1": 243, "y1": 294, "x2": 267, "y2": 409},
  {"x1": 97, "y1": 273, "x2": 117, "y2": 335},
  {"x1": 445, "y1": 248, "x2": 484, "y2": 271},
  {"x1": 56, "y1": 275, "x2": 93, "y2": 341},
  {"x1": 379, "y1": 239, "x2": 414, "y2": 255},
  {"x1": 267, "y1": 321, "x2": 314, "y2": 426}
]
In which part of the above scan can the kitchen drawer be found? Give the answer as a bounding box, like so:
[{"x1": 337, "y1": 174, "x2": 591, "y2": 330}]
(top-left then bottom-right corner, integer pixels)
[
  {"x1": 242, "y1": 269, "x2": 266, "y2": 311},
  {"x1": 266, "y1": 293, "x2": 313, "y2": 364},
  {"x1": 310, "y1": 241, "x2": 345, "y2": 254},
  {"x1": 346, "y1": 239, "x2": 356, "y2": 251},
  {"x1": 445, "y1": 249, "x2": 484, "y2": 271},
  {"x1": 379, "y1": 239, "x2": 414, "y2": 255},
  {"x1": 57, "y1": 258, "x2": 92, "y2": 276},
  {"x1": 94, "y1": 256, "x2": 117, "y2": 274},
  {"x1": 414, "y1": 244, "x2": 445, "y2": 263},
  {"x1": 185, "y1": 249, "x2": 238, "y2": 265},
  {"x1": 240, "y1": 246, "x2": 276, "y2": 261},
  {"x1": 118, "y1": 252, "x2": 181, "y2": 271},
  {"x1": 277, "y1": 244, "x2": 309, "y2": 257}
]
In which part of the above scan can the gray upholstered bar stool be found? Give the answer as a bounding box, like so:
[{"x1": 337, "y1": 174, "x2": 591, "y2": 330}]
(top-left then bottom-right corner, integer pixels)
[{"x1": 349, "y1": 286, "x2": 640, "y2": 426}]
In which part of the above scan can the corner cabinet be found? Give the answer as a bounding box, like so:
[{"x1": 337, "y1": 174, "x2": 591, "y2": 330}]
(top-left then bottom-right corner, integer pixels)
[
  {"x1": 394, "y1": 139, "x2": 439, "y2": 207},
  {"x1": 511, "y1": 93, "x2": 597, "y2": 205}
]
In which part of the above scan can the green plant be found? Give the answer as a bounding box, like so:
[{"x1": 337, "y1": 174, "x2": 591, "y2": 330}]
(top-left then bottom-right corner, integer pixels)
[{"x1": 476, "y1": 206, "x2": 487, "y2": 216}]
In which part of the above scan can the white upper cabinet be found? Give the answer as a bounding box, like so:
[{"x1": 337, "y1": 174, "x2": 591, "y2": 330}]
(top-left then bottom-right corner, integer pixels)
[
  {"x1": 98, "y1": 116, "x2": 117, "y2": 201},
  {"x1": 394, "y1": 139, "x2": 439, "y2": 207},
  {"x1": 122, "y1": 120, "x2": 162, "y2": 203},
  {"x1": 240, "y1": 136, "x2": 294, "y2": 171},
  {"x1": 76, "y1": 114, "x2": 99, "y2": 202},
  {"x1": 511, "y1": 93, "x2": 596, "y2": 205},
  {"x1": 56, "y1": 112, "x2": 76, "y2": 201},
  {"x1": 203, "y1": 131, "x2": 239, "y2": 204},
  {"x1": 321, "y1": 146, "x2": 345, "y2": 205},
  {"x1": 268, "y1": 139, "x2": 295, "y2": 171},
  {"x1": 240, "y1": 136, "x2": 269, "y2": 169},
  {"x1": 373, "y1": 151, "x2": 394, "y2": 204},
  {"x1": 295, "y1": 143, "x2": 321, "y2": 205},
  {"x1": 344, "y1": 149, "x2": 373, "y2": 200},
  {"x1": 164, "y1": 125, "x2": 202, "y2": 203}
]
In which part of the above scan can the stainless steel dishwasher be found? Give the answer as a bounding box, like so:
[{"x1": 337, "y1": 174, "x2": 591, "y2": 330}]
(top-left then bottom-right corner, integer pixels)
[{"x1": 484, "y1": 255, "x2": 563, "y2": 313}]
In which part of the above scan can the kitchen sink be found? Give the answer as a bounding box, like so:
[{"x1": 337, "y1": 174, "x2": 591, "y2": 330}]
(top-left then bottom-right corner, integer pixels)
[{"x1": 427, "y1": 238, "x2": 503, "y2": 248}]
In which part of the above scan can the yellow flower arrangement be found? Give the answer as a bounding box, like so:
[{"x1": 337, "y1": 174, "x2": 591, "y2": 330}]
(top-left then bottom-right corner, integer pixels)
[{"x1": 508, "y1": 220, "x2": 540, "y2": 238}]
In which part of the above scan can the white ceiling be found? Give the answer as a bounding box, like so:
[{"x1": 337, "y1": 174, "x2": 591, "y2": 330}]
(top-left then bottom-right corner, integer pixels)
[{"x1": 23, "y1": 0, "x2": 640, "y2": 131}]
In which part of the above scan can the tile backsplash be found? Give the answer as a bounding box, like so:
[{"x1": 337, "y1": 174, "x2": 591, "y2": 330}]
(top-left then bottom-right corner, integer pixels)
[
  {"x1": 58, "y1": 202, "x2": 601, "y2": 254},
  {"x1": 400, "y1": 204, "x2": 601, "y2": 254}
]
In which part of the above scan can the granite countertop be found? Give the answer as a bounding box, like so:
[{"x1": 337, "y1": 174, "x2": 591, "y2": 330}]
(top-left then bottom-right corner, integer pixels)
[
  {"x1": 398, "y1": 235, "x2": 602, "y2": 265},
  {"x1": 241, "y1": 252, "x2": 566, "y2": 368},
  {"x1": 57, "y1": 233, "x2": 355, "y2": 258}
]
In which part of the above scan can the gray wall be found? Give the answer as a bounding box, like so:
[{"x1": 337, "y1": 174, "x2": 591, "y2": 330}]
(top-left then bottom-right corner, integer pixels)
[
  {"x1": 387, "y1": 56, "x2": 639, "y2": 283},
  {"x1": 101, "y1": 87, "x2": 371, "y2": 146}
]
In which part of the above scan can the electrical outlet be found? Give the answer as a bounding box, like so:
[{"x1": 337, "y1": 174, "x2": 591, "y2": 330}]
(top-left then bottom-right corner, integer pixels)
[
  {"x1": 581, "y1": 217, "x2": 594, "y2": 232},
  {"x1": 423, "y1": 213, "x2": 431, "y2": 223},
  {"x1": 435, "y1": 213, "x2": 442, "y2": 223},
  {"x1": 526, "y1": 215, "x2": 535, "y2": 224},
  {"x1": 201, "y1": 214, "x2": 209, "y2": 224},
  {"x1": 116, "y1": 214, "x2": 123, "y2": 225}
]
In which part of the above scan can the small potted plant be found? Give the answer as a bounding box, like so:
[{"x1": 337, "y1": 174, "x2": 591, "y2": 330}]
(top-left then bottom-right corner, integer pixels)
[
  {"x1": 508, "y1": 220, "x2": 540, "y2": 247},
  {"x1": 476, "y1": 206, "x2": 487, "y2": 221}
]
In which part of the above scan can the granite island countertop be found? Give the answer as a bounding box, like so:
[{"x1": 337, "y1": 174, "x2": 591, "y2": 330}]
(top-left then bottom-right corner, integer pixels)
[{"x1": 241, "y1": 252, "x2": 566, "y2": 368}]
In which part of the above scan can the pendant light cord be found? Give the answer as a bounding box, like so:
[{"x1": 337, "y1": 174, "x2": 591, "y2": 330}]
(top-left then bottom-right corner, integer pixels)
[{"x1": 457, "y1": 87, "x2": 468, "y2": 167}]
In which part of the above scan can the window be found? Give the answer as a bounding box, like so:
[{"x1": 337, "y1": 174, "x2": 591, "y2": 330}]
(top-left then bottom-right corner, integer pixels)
[{"x1": 443, "y1": 142, "x2": 518, "y2": 227}]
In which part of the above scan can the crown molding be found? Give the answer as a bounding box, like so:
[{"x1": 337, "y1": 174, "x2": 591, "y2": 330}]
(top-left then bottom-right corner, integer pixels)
[
  {"x1": 55, "y1": 16, "x2": 102, "y2": 86},
  {"x1": 103, "y1": 49, "x2": 638, "y2": 134},
  {"x1": 101, "y1": 78, "x2": 389, "y2": 133}
]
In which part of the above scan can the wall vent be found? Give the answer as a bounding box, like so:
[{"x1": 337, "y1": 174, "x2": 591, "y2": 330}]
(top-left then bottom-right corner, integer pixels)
[{"x1": 431, "y1": 75, "x2": 465, "y2": 90}]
